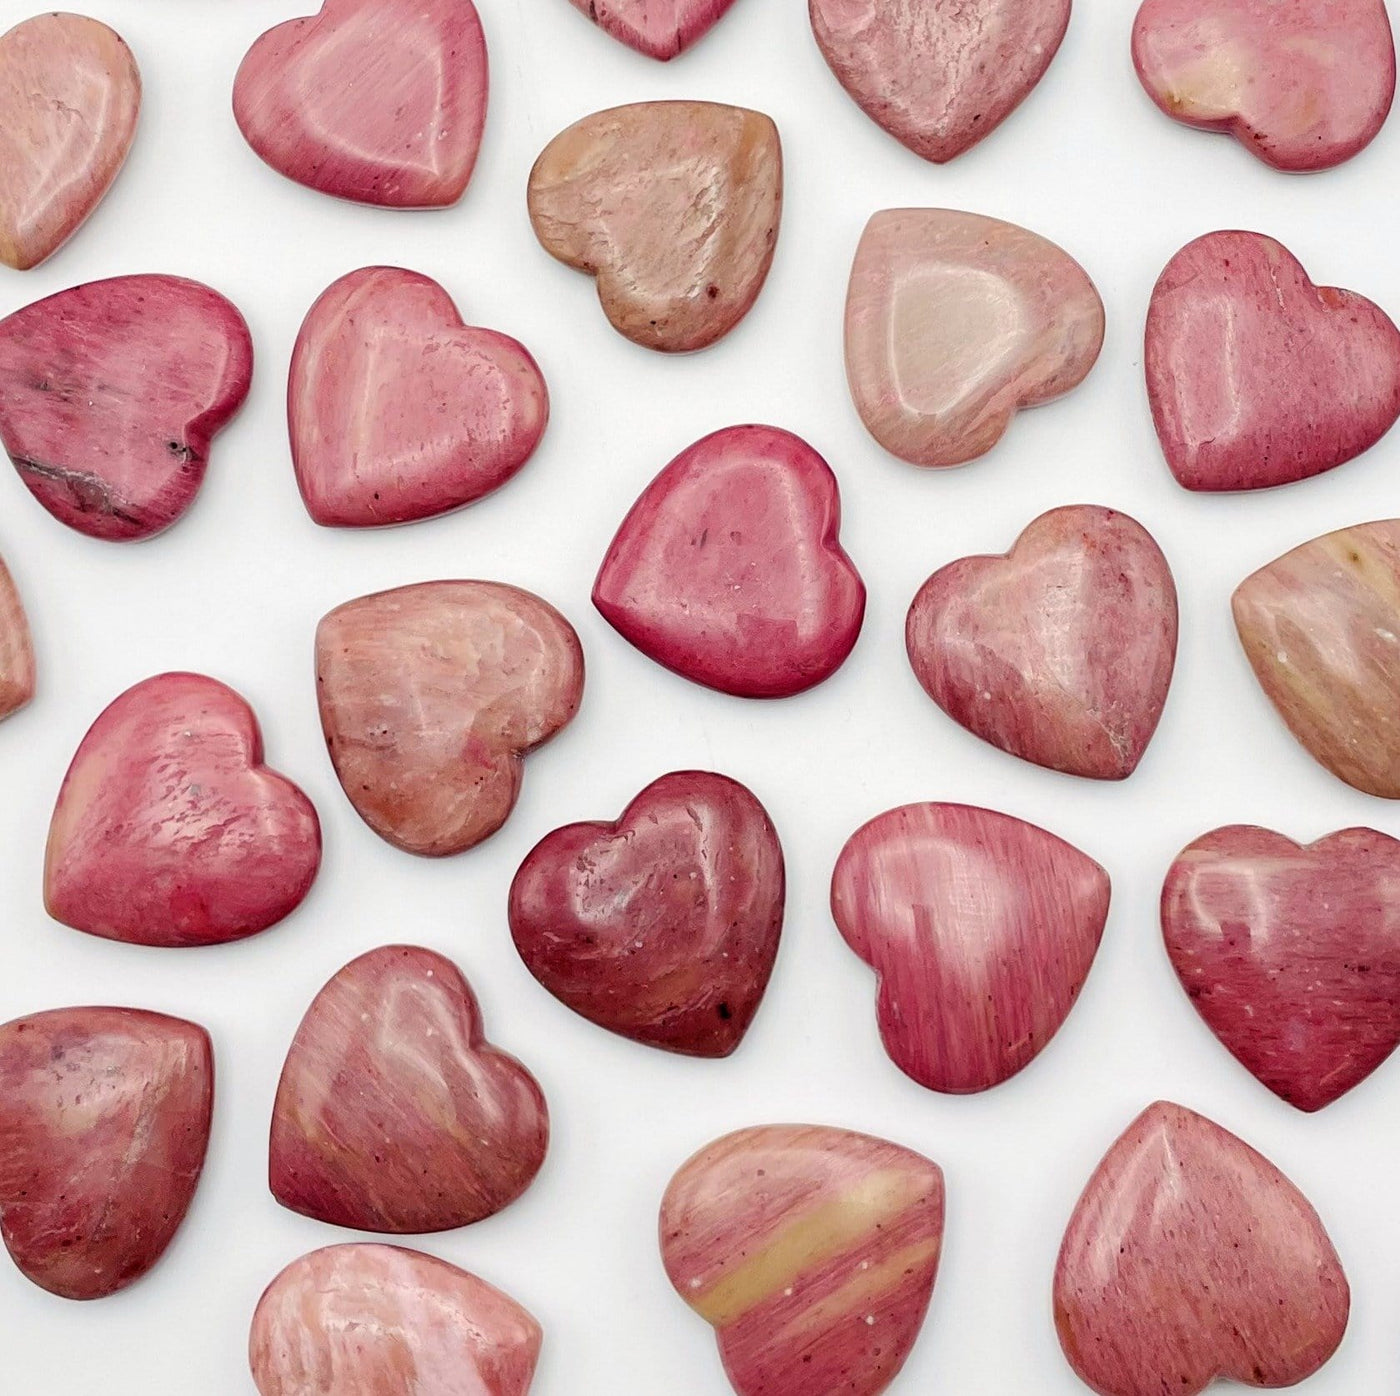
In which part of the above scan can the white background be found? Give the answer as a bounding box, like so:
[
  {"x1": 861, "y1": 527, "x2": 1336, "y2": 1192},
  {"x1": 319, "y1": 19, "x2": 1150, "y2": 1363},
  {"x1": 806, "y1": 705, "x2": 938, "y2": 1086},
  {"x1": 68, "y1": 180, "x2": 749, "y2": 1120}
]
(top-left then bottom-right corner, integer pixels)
[{"x1": 1, "y1": 0, "x2": 1396, "y2": 1391}]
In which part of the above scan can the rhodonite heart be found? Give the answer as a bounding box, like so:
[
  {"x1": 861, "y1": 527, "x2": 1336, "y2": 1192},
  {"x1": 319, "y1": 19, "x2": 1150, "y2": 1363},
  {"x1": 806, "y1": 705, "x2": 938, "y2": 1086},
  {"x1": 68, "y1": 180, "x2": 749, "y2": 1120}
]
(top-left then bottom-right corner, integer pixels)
[
  {"x1": 0, "y1": 275, "x2": 253, "y2": 540},
  {"x1": 906, "y1": 505, "x2": 1178, "y2": 779},
  {"x1": 44, "y1": 672, "x2": 322, "y2": 947},
  {"x1": 0, "y1": 1006, "x2": 212, "y2": 1299},
  {"x1": 1146, "y1": 230, "x2": 1400, "y2": 491},
  {"x1": 1055, "y1": 1101, "x2": 1349, "y2": 1396},
  {"x1": 233, "y1": 0, "x2": 488, "y2": 208},
  {"x1": 567, "y1": 0, "x2": 739, "y2": 58},
  {"x1": 317, "y1": 580, "x2": 583, "y2": 855},
  {"x1": 1163, "y1": 825, "x2": 1400, "y2": 1111},
  {"x1": 660, "y1": 1124, "x2": 943, "y2": 1396},
  {"x1": 290, "y1": 267, "x2": 548, "y2": 527},
  {"x1": 509, "y1": 770, "x2": 784, "y2": 1056},
  {"x1": 830, "y1": 802, "x2": 1109, "y2": 1092},
  {"x1": 0, "y1": 555, "x2": 34, "y2": 720},
  {"x1": 270, "y1": 945, "x2": 549, "y2": 1232},
  {"x1": 593, "y1": 425, "x2": 865, "y2": 698}
]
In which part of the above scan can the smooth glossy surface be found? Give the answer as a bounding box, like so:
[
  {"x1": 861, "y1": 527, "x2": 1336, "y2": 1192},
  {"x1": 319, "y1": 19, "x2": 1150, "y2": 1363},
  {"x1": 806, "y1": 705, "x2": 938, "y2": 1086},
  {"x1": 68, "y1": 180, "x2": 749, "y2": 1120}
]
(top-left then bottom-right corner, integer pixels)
[
  {"x1": 233, "y1": 0, "x2": 487, "y2": 208},
  {"x1": 0, "y1": 556, "x2": 34, "y2": 720},
  {"x1": 1146, "y1": 231, "x2": 1400, "y2": 491},
  {"x1": 270, "y1": 945, "x2": 549, "y2": 1233},
  {"x1": 509, "y1": 771, "x2": 784, "y2": 1056},
  {"x1": 528, "y1": 102, "x2": 781, "y2": 352},
  {"x1": 906, "y1": 506, "x2": 1178, "y2": 779},
  {"x1": 290, "y1": 267, "x2": 548, "y2": 527},
  {"x1": 660, "y1": 1125, "x2": 943, "y2": 1396},
  {"x1": 830, "y1": 802, "x2": 1109, "y2": 1092},
  {"x1": 568, "y1": 0, "x2": 738, "y2": 58},
  {"x1": 0, "y1": 1007, "x2": 212, "y2": 1300},
  {"x1": 593, "y1": 425, "x2": 865, "y2": 698},
  {"x1": 1055, "y1": 1101, "x2": 1349, "y2": 1396}
]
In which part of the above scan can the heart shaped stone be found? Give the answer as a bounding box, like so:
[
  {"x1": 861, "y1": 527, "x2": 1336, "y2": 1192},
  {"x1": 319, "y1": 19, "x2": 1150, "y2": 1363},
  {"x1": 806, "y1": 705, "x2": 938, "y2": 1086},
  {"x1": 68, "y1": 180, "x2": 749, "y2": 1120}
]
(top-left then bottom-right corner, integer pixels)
[
  {"x1": 250, "y1": 1243, "x2": 542, "y2": 1396},
  {"x1": 906, "y1": 505, "x2": 1178, "y2": 779},
  {"x1": 0, "y1": 13, "x2": 140, "y2": 270},
  {"x1": 290, "y1": 267, "x2": 548, "y2": 527},
  {"x1": 0, "y1": 1006, "x2": 212, "y2": 1299},
  {"x1": 0, "y1": 555, "x2": 34, "y2": 720},
  {"x1": 810, "y1": 0, "x2": 1069, "y2": 163},
  {"x1": 0, "y1": 275, "x2": 253, "y2": 540},
  {"x1": 830, "y1": 802, "x2": 1109, "y2": 1092},
  {"x1": 593, "y1": 425, "x2": 865, "y2": 698},
  {"x1": 233, "y1": 0, "x2": 488, "y2": 208},
  {"x1": 660, "y1": 1124, "x2": 943, "y2": 1396},
  {"x1": 1055, "y1": 1101, "x2": 1349, "y2": 1396},
  {"x1": 1163, "y1": 825, "x2": 1400, "y2": 1111},
  {"x1": 845, "y1": 210, "x2": 1104, "y2": 467},
  {"x1": 509, "y1": 770, "x2": 784, "y2": 1056},
  {"x1": 567, "y1": 0, "x2": 739, "y2": 57},
  {"x1": 1234, "y1": 519, "x2": 1400, "y2": 796},
  {"x1": 270, "y1": 944, "x2": 549, "y2": 1232},
  {"x1": 1132, "y1": 0, "x2": 1396, "y2": 171},
  {"x1": 528, "y1": 102, "x2": 781, "y2": 352},
  {"x1": 317, "y1": 581, "x2": 583, "y2": 855},
  {"x1": 1146, "y1": 230, "x2": 1400, "y2": 491}
]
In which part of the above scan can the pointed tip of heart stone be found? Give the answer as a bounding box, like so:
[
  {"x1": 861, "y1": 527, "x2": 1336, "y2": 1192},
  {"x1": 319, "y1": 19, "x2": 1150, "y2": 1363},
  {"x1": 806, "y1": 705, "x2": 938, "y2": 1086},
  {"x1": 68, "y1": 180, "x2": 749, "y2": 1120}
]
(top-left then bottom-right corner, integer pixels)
[
  {"x1": 0, "y1": 555, "x2": 34, "y2": 719},
  {"x1": 567, "y1": 0, "x2": 740, "y2": 58}
]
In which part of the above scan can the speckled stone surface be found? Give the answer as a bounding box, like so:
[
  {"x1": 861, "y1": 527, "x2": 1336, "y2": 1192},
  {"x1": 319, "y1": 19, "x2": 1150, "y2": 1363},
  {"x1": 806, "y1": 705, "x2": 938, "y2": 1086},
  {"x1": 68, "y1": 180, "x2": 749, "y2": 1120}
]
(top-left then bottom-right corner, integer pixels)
[
  {"x1": 0, "y1": 556, "x2": 34, "y2": 721},
  {"x1": 566, "y1": 0, "x2": 739, "y2": 58}
]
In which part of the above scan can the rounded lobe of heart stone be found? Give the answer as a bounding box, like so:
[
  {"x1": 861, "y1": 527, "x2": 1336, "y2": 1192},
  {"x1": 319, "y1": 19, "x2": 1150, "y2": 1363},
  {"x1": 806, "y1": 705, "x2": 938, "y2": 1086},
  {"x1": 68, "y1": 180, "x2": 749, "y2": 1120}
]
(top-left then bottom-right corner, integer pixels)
[
  {"x1": 1233, "y1": 519, "x2": 1400, "y2": 796},
  {"x1": 233, "y1": 0, "x2": 488, "y2": 208},
  {"x1": 509, "y1": 770, "x2": 784, "y2": 1056},
  {"x1": 1146, "y1": 231, "x2": 1400, "y2": 491},
  {"x1": 845, "y1": 210, "x2": 1103, "y2": 467},
  {"x1": 1163, "y1": 825, "x2": 1400, "y2": 1111},
  {"x1": 593, "y1": 425, "x2": 865, "y2": 698},
  {"x1": 906, "y1": 505, "x2": 1178, "y2": 779},
  {"x1": 830, "y1": 802, "x2": 1109, "y2": 1093},
  {"x1": 567, "y1": 0, "x2": 740, "y2": 57},
  {"x1": 250, "y1": 1243, "x2": 542, "y2": 1396},
  {"x1": 810, "y1": 0, "x2": 1069, "y2": 163},
  {"x1": 0, "y1": 274, "x2": 254, "y2": 540},
  {"x1": 0, "y1": 556, "x2": 35, "y2": 720},
  {"x1": 269, "y1": 945, "x2": 549, "y2": 1232},
  {"x1": 1054, "y1": 1100, "x2": 1349, "y2": 1396},
  {"x1": 528, "y1": 102, "x2": 781, "y2": 353},
  {"x1": 290, "y1": 267, "x2": 548, "y2": 527},
  {"x1": 0, "y1": 13, "x2": 140, "y2": 270},
  {"x1": 0, "y1": 1006, "x2": 213, "y2": 1300},
  {"x1": 44, "y1": 672, "x2": 322, "y2": 947},
  {"x1": 1132, "y1": 0, "x2": 1395, "y2": 171},
  {"x1": 316, "y1": 580, "x2": 584, "y2": 855},
  {"x1": 659, "y1": 1124, "x2": 943, "y2": 1396}
]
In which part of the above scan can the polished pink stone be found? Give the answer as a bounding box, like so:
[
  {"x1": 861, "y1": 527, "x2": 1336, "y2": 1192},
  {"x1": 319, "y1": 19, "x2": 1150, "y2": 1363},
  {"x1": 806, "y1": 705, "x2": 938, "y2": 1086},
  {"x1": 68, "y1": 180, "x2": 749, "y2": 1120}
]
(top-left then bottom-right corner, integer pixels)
[
  {"x1": 830, "y1": 803, "x2": 1109, "y2": 1092},
  {"x1": 45, "y1": 672, "x2": 322, "y2": 948},
  {"x1": 0, "y1": 13, "x2": 140, "y2": 270},
  {"x1": 509, "y1": 771, "x2": 784, "y2": 1057},
  {"x1": 568, "y1": 0, "x2": 738, "y2": 58},
  {"x1": 906, "y1": 506, "x2": 1178, "y2": 779},
  {"x1": 0, "y1": 555, "x2": 34, "y2": 720},
  {"x1": 270, "y1": 945, "x2": 549, "y2": 1232},
  {"x1": 290, "y1": 267, "x2": 548, "y2": 527},
  {"x1": 1132, "y1": 0, "x2": 1395, "y2": 171},
  {"x1": 233, "y1": 0, "x2": 487, "y2": 208},
  {"x1": 0, "y1": 274, "x2": 253, "y2": 540},
  {"x1": 0, "y1": 1006, "x2": 212, "y2": 1300},
  {"x1": 593, "y1": 425, "x2": 865, "y2": 698},
  {"x1": 250, "y1": 1243, "x2": 542, "y2": 1396},
  {"x1": 810, "y1": 0, "x2": 1069, "y2": 162},
  {"x1": 660, "y1": 1124, "x2": 943, "y2": 1396},
  {"x1": 1055, "y1": 1101, "x2": 1349, "y2": 1396},
  {"x1": 1146, "y1": 230, "x2": 1400, "y2": 491}
]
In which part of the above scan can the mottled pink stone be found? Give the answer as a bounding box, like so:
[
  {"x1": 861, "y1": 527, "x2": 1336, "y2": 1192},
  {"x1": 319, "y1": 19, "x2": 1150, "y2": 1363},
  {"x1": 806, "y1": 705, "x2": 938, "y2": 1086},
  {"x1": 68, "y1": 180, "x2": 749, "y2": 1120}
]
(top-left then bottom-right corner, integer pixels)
[
  {"x1": 830, "y1": 803, "x2": 1109, "y2": 1093},
  {"x1": 0, "y1": 275, "x2": 253, "y2": 540},
  {"x1": 1146, "y1": 231, "x2": 1400, "y2": 491},
  {"x1": 1055, "y1": 1101, "x2": 1349, "y2": 1396},
  {"x1": 906, "y1": 506, "x2": 1178, "y2": 779},
  {"x1": 44, "y1": 672, "x2": 322, "y2": 947},
  {"x1": 1132, "y1": 0, "x2": 1395, "y2": 171},
  {"x1": 509, "y1": 771, "x2": 784, "y2": 1057},
  {"x1": 233, "y1": 0, "x2": 488, "y2": 208},
  {"x1": 0, "y1": 1007, "x2": 212, "y2": 1300},
  {"x1": 567, "y1": 0, "x2": 739, "y2": 58},
  {"x1": 660, "y1": 1124, "x2": 943, "y2": 1396},
  {"x1": 0, "y1": 555, "x2": 34, "y2": 720},
  {"x1": 593, "y1": 425, "x2": 865, "y2": 698}
]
